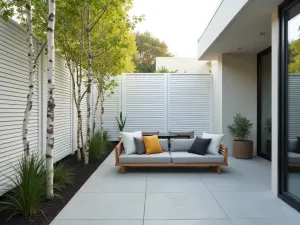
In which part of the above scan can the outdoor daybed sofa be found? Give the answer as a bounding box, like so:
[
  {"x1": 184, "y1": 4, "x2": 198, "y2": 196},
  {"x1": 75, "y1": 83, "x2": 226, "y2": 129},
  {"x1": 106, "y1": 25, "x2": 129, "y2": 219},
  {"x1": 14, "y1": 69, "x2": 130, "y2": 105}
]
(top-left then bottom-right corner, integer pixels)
[
  {"x1": 115, "y1": 138, "x2": 228, "y2": 174},
  {"x1": 288, "y1": 139, "x2": 300, "y2": 167}
]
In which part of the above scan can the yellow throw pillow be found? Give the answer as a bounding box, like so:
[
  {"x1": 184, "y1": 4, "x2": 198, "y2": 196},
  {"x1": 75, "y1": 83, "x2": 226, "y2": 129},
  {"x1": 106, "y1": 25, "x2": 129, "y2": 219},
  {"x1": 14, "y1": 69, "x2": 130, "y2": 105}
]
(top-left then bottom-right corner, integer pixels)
[{"x1": 143, "y1": 135, "x2": 163, "y2": 155}]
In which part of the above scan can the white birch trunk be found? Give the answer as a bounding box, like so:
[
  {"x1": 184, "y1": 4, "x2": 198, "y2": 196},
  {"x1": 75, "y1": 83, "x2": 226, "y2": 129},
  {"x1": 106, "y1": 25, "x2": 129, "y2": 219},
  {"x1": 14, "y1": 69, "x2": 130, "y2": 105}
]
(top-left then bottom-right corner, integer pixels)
[
  {"x1": 92, "y1": 94, "x2": 100, "y2": 135},
  {"x1": 46, "y1": 0, "x2": 56, "y2": 199},
  {"x1": 23, "y1": 0, "x2": 35, "y2": 156},
  {"x1": 100, "y1": 93, "x2": 104, "y2": 136},
  {"x1": 85, "y1": 5, "x2": 92, "y2": 164},
  {"x1": 76, "y1": 81, "x2": 82, "y2": 161}
]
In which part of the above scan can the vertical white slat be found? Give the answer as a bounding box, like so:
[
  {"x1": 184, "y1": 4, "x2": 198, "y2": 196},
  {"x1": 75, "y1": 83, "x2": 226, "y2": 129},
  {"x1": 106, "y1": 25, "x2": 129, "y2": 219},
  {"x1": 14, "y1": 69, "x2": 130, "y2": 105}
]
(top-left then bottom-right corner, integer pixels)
[
  {"x1": 288, "y1": 74, "x2": 300, "y2": 139},
  {"x1": 163, "y1": 74, "x2": 168, "y2": 133},
  {"x1": 168, "y1": 74, "x2": 212, "y2": 137},
  {"x1": 123, "y1": 73, "x2": 166, "y2": 132},
  {"x1": 0, "y1": 18, "x2": 40, "y2": 194}
]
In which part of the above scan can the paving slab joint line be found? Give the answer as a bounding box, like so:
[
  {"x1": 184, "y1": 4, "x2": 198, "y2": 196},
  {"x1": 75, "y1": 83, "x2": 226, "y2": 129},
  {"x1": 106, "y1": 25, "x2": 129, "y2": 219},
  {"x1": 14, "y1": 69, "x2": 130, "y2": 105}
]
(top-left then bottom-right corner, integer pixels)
[
  {"x1": 203, "y1": 181, "x2": 232, "y2": 222},
  {"x1": 142, "y1": 173, "x2": 148, "y2": 225}
]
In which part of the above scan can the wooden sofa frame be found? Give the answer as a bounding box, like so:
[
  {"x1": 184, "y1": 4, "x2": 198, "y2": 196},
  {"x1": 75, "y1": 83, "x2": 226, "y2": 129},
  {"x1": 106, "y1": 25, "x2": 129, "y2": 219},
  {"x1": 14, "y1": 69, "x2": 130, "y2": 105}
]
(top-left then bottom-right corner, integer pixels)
[{"x1": 114, "y1": 140, "x2": 228, "y2": 174}]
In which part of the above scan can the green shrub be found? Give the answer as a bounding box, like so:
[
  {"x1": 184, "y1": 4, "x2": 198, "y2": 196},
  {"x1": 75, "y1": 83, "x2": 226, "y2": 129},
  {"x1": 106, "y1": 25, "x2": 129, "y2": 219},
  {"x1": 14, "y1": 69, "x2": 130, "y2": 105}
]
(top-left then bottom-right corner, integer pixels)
[
  {"x1": 0, "y1": 155, "x2": 47, "y2": 218},
  {"x1": 89, "y1": 131, "x2": 110, "y2": 160},
  {"x1": 53, "y1": 162, "x2": 74, "y2": 191},
  {"x1": 228, "y1": 114, "x2": 253, "y2": 141}
]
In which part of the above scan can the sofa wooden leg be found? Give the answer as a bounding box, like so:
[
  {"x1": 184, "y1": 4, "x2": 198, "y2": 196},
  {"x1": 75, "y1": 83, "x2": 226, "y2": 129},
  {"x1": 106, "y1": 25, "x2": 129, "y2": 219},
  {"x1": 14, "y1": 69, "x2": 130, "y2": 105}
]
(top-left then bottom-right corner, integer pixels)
[
  {"x1": 121, "y1": 166, "x2": 127, "y2": 174},
  {"x1": 216, "y1": 166, "x2": 221, "y2": 174}
]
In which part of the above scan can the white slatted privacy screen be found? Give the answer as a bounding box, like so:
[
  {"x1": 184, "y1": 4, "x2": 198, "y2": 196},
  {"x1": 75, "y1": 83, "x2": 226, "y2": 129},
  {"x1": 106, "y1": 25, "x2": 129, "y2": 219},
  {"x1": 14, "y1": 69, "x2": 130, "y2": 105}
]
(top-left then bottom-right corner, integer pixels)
[
  {"x1": 288, "y1": 74, "x2": 300, "y2": 139},
  {"x1": 122, "y1": 74, "x2": 168, "y2": 133},
  {"x1": 168, "y1": 74, "x2": 212, "y2": 137}
]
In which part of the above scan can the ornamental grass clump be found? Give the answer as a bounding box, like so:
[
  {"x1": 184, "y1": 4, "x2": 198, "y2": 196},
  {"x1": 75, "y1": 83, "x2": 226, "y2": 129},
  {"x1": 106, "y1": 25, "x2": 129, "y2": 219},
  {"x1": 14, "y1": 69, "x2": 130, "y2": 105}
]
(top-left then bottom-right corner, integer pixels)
[
  {"x1": 0, "y1": 155, "x2": 47, "y2": 218},
  {"x1": 89, "y1": 131, "x2": 110, "y2": 160}
]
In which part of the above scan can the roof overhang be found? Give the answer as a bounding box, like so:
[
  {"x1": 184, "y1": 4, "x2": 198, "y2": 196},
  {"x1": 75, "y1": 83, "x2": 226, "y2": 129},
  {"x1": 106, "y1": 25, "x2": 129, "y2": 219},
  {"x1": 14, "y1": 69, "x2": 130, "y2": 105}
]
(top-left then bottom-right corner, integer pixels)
[{"x1": 197, "y1": 0, "x2": 284, "y2": 60}]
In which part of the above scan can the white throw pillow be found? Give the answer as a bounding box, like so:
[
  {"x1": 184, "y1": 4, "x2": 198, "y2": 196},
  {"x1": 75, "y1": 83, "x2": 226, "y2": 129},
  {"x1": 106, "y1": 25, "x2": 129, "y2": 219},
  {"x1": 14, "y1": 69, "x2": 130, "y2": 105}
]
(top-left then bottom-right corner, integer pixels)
[
  {"x1": 202, "y1": 132, "x2": 225, "y2": 155},
  {"x1": 121, "y1": 131, "x2": 142, "y2": 155}
]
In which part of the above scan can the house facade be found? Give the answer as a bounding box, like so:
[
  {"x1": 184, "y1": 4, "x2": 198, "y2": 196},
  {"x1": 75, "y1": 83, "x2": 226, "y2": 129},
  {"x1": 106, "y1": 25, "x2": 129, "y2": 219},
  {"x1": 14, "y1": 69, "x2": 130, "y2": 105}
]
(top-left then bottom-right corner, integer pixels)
[
  {"x1": 155, "y1": 57, "x2": 211, "y2": 73},
  {"x1": 197, "y1": 0, "x2": 300, "y2": 212}
]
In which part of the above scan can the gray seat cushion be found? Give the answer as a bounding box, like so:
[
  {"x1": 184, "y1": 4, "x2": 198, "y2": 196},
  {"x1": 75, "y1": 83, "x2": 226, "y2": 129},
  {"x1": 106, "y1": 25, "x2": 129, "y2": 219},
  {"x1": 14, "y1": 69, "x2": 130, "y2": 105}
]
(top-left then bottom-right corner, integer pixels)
[
  {"x1": 119, "y1": 152, "x2": 171, "y2": 164},
  {"x1": 171, "y1": 152, "x2": 224, "y2": 164},
  {"x1": 170, "y1": 139, "x2": 195, "y2": 152},
  {"x1": 288, "y1": 152, "x2": 300, "y2": 163}
]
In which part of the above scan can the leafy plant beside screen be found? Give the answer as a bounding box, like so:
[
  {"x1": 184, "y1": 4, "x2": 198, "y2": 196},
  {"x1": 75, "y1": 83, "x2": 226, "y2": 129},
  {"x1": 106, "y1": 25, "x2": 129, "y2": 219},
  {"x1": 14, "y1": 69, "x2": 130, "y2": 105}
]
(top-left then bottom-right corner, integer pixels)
[
  {"x1": 116, "y1": 111, "x2": 126, "y2": 132},
  {"x1": 228, "y1": 114, "x2": 253, "y2": 141}
]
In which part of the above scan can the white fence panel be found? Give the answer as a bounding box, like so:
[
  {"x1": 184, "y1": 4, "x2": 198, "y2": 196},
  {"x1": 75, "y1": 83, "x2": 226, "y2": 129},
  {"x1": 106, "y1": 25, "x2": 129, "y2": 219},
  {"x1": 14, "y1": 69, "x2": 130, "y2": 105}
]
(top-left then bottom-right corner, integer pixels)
[
  {"x1": 53, "y1": 54, "x2": 73, "y2": 162},
  {"x1": 168, "y1": 74, "x2": 212, "y2": 137},
  {"x1": 0, "y1": 18, "x2": 40, "y2": 194},
  {"x1": 122, "y1": 73, "x2": 168, "y2": 133}
]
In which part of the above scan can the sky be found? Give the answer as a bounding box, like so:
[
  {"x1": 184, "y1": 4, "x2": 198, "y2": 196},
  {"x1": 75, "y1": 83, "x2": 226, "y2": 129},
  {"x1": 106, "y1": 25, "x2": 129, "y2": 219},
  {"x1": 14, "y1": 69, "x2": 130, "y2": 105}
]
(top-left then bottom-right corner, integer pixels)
[{"x1": 129, "y1": 0, "x2": 222, "y2": 58}]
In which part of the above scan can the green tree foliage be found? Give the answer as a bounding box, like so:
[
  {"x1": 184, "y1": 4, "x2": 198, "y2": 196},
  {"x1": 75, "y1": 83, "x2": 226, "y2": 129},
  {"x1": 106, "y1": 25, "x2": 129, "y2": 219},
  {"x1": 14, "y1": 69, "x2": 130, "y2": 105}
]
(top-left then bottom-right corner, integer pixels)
[
  {"x1": 156, "y1": 66, "x2": 178, "y2": 73},
  {"x1": 133, "y1": 32, "x2": 173, "y2": 72},
  {"x1": 288, "y1": 39, "x2": 300, "y2": 73}
]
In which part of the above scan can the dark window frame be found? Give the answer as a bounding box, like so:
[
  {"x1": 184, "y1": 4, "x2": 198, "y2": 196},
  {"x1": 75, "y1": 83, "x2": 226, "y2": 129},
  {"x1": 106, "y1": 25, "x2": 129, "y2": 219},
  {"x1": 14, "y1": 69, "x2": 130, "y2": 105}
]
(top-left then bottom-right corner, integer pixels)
[
  {"x1": 257, "y1": 47, "x2": 272, "y2": 161},
  {"x1": 278, "y1": 0, "x2": 300, "y2": 212}
]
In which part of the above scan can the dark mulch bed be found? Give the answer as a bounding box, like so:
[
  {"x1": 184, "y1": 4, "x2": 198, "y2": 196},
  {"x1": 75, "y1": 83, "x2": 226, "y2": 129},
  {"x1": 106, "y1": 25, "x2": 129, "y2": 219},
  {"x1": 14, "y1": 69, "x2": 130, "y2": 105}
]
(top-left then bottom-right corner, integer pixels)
[{"x1": 0, "y1": 142, "x2": 117, "y2": 225}]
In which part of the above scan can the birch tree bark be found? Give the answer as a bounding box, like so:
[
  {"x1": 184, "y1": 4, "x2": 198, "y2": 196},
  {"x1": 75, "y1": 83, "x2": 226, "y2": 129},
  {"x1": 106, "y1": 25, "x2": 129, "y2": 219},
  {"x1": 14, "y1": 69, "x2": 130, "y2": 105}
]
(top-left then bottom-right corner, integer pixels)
[
  {"x1": 100, "y1": 92, "x2": 105, "y2": 136},
  {"x1": 84, "y1": 5, "x2": 92, "y2": 164},
  {"x1": 23, "y1": 0, "x2": 35, "y2": 157},
  {"x1": 46, "y1": 0, "x2": 56, "y2": 199},
  {"x1": 92, "y1": 93, "x2": 100, "y2": 135}
]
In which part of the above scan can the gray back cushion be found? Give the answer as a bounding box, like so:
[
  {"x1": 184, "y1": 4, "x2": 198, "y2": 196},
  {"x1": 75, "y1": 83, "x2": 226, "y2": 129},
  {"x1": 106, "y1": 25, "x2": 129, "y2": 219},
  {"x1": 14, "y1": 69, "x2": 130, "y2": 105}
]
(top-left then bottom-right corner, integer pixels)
[
  {"x1": 159, "y1": 139, "x2": 169, "y2": 152},
  {"x1": 169, "y1": 131, "x2": 194, "y2": 139},
  {"x1": 288, "y1": 139, "x2": 298, "y2": 152},
  {"x1": 142, "y1": 131, "x2": 159, "y2": 136},
  {"x1": 170, "y1": 139, "x2": 195, "y2": 152}
]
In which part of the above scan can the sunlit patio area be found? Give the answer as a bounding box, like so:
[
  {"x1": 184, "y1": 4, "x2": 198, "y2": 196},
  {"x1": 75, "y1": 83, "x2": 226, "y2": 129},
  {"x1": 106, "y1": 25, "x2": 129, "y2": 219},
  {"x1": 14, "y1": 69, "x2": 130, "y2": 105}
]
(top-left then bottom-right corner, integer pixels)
[{"x1": 51, "y1": 152, "x2": 300, "y2": 225}]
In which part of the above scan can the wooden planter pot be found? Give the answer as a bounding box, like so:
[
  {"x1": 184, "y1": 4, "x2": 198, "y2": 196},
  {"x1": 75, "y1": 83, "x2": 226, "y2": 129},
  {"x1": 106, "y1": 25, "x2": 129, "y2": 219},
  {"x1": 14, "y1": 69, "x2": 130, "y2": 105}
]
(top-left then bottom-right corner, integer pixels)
[{"x1": 232, "y1": 140, "x2": 253, "y2": 159}]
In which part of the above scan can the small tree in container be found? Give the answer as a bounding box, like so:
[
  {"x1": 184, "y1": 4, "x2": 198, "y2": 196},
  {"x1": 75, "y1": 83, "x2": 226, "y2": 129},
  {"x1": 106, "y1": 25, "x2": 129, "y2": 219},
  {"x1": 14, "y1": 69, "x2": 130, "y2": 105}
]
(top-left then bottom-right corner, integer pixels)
[{"x1": 228, "y1": 114, "x2": 253, "y2": 159}]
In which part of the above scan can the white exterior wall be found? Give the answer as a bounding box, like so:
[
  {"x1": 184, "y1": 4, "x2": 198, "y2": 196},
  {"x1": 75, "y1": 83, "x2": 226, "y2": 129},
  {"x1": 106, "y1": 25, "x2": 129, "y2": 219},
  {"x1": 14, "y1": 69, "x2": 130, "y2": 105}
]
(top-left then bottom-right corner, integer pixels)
[
  {"x1": 271, "y1": 9, "x2": 279, "y2": 195},
  {"x1": 222, "y1": 54, "x2": 257, "y2": 155},
  {"x1": 156, "y1": 57, "x2": 210, "y2": 74},
  {"x1": 211, "y1": 57, "x2": 223, "y2": 134}
]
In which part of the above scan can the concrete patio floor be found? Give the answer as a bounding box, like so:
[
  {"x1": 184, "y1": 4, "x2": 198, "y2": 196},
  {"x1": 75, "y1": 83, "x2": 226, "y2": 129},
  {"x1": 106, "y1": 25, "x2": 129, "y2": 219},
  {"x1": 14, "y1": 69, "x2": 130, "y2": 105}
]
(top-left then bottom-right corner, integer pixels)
[{"x1": 51, "y1": 152, "x2": 300, "y2": 225}]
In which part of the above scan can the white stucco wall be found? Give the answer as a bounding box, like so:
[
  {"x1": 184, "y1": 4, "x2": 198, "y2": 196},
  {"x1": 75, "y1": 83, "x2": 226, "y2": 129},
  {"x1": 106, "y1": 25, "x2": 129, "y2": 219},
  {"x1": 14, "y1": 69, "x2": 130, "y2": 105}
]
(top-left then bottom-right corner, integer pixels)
[
  {"x1": 211, "y1": 57, "x2": 223, "y2": 134},
  {"x1": 222, "y1": 54, "x2": 257, "y2": 155},
  {"x1": 155, "y1": 57, "x2": 210, "y2": 74}
]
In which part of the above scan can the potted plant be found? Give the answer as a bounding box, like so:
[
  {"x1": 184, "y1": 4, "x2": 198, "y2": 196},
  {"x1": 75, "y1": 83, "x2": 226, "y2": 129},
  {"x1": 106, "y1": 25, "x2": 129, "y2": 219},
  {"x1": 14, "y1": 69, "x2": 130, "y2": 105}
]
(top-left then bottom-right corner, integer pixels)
[
  {"x1": 228, "y1": 114, "x2": 253, "y2": 159},
  {"x1": 265, "y1": 117, "x2": 271, "y2": 156},
  {"x1": 116, "y1": 111, "x2": 126, "y2": 141}
]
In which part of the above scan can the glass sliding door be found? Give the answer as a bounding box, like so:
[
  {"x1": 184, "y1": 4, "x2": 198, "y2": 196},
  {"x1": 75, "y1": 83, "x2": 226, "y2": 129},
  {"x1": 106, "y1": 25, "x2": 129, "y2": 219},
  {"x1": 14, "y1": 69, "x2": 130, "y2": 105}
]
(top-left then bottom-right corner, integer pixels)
[
  {"x1": 279, "y1": 0, "x2": 300, "y2": 212},
  {"x1": 257, "y1": 48, "x2": 272, "y2": 161}
]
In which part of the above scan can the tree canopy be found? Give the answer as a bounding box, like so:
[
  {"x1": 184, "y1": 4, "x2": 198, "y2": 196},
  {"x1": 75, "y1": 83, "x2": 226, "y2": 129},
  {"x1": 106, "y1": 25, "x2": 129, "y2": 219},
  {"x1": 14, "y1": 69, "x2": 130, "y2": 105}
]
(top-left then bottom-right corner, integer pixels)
[
  {"x1": 133, "y1": 32, "x2": 172, "y2": 73},
  {"x1": 288, "y1": 38, "x2": 300, "y2": 73}
]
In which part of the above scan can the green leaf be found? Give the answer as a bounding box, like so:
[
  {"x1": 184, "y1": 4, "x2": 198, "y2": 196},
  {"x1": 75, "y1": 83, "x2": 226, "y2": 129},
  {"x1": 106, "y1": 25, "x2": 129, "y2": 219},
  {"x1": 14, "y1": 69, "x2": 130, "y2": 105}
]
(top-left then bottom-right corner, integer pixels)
[{"x1": 2, "y1": 11, "x2": 10, "y2": 22}]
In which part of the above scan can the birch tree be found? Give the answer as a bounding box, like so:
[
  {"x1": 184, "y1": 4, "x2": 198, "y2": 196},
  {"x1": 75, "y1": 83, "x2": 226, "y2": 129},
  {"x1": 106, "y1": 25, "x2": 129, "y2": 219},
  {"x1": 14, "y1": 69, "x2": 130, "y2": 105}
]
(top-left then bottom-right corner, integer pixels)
[
  {"x1": 46, "y1": 0, "x2": 56, "y2": 199},
  {"x1": 92, "y1": 34, "x2": 137, "y2": 135},
  {"x1": 55, "y1": 0, "x2": 87, "y2": 161},
  {"x1": 82, "y1": 0, "x2": 141, "y2": 164}
]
